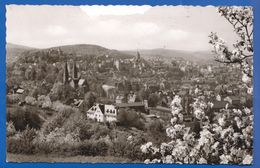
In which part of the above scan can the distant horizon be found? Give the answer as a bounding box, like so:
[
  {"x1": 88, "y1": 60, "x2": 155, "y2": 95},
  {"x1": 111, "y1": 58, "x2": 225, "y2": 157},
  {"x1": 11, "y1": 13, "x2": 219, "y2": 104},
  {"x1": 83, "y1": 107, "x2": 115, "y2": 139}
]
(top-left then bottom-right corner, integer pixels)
[{"x1": 6, "y1": 42, "x2": 214, "y2": 53}]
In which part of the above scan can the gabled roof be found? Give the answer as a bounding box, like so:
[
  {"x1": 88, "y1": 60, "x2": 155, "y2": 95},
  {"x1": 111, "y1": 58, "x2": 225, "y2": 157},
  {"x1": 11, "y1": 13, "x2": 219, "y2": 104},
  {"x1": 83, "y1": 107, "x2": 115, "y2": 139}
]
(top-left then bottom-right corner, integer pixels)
[
  {"x1": 74, "y1": 99, "x2": 84, "y2": 107},
  {"x1": 16, "y1": 89, "x2": 24, "y2": 94},
  {"x1": 98, "y1": 104, "x2": 105, "y2": 114},
  {"x1": 78, "y1": 79, "x2": 85, "y2": 86}
]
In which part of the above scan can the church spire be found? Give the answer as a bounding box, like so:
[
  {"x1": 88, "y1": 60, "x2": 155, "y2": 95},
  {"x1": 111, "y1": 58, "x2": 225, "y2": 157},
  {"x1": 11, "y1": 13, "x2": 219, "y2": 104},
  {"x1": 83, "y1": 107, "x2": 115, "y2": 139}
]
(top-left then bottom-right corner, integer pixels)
[
  {"x1": 136, "y1": 50, "x2": 141, "y2": 60},
  {"x1": 72, "y1": 59, "x2": 78, "y2": 79},
  {"x1": 63, "y1": 61, "x2": 69, "y2": 84},
  {"x1": 72, "y1": 59, "x2": 80, "y2": 88}
]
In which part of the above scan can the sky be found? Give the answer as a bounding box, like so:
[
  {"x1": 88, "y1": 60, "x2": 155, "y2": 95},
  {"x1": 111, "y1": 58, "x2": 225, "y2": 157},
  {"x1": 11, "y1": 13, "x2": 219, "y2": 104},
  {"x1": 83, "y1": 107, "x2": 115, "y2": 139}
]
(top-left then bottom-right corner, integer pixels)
[{"x1": 6, "y1": 5, "x2": 238, "y2": 51}]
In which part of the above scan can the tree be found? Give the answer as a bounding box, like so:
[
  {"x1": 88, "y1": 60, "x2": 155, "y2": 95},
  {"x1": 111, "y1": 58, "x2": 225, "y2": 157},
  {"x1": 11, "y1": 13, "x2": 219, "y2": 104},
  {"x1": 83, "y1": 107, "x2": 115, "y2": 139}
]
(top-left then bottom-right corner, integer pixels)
[
  {"x1": 138, "y1": 88, "x2": 150, "y2": 101},
  {"x1": 140, "y1": 95, "x2": 253, "y2": 164},
  {"x1": 49, "y1": 82, "x2": 63, "y2": 101},
  {"x1": 61, "y1": 84, "x2": 75, "y2": 104},
  {"x1": 117, "y1": 108, "x2": 145, "y2": 130},
  {"x1": 148, "y1": 93, "x2": 160, "y2": 107},
  {"x1": 7, "y1": 106, "x2": 42, "y2": 131},
  {"x1": 24, "y1": 66, "x2": 36, "y2": 80},
  {"x1": 147, "y1": 120, "x2": 168, "y2": 145},
  {"x1": 84, "y1": 92, "x2": 96, "y2": 110},
  {"x1": 209, "y1": 7, "x2": 253, "y2": 78}
]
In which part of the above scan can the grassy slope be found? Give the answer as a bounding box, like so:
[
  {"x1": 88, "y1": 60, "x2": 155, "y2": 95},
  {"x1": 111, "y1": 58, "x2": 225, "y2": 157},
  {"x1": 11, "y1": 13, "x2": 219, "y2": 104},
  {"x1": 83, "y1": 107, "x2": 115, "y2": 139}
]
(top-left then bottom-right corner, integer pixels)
[
  {"x1": 6, "y1": 153, "x2": 138, "y2": 163},
  {"x1": 6, "y1": 43, "x2": 37, "y2": 63}
]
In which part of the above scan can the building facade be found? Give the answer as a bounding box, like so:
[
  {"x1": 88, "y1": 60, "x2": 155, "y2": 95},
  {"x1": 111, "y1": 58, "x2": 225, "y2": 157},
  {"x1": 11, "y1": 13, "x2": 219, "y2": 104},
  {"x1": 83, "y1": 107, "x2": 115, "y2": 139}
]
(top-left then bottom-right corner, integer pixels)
[{"x1": 86, "y1": 103, "x2": 117, "y2": 123}]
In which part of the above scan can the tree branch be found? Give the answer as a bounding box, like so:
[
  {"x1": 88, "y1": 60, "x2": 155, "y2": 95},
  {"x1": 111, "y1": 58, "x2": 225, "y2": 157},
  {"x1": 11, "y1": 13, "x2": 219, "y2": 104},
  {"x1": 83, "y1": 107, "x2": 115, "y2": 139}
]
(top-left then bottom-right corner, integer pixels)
[
  {"x1": 214, "y1": 59, "x2": 241, "y2": 64},
  {"x1": 245, "y1": 25, "x2": 253, "y2": 50}
]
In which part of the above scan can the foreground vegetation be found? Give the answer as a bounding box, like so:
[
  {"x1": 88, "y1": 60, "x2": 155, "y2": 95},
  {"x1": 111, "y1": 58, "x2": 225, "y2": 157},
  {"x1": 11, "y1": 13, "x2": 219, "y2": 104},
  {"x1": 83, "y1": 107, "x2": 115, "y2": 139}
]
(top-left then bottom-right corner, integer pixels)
[
  {"x1": 6, "y1": 101, "x2": 168, "y2": 162},
  {"x1": 7, "y1": 153, "x2": 135, "y2": 163}
]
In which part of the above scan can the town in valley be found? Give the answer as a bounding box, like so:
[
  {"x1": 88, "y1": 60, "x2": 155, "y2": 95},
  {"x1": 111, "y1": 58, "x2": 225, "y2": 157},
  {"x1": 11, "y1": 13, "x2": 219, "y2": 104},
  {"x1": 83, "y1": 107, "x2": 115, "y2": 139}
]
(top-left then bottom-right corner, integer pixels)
[{"x1": 6, "y1": 5, "x2": 253, "y2": 164}]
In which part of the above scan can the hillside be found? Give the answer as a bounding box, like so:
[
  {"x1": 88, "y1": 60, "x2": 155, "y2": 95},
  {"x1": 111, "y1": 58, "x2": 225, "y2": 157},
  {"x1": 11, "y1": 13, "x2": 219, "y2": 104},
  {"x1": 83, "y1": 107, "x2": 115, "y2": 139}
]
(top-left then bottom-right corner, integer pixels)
[
  {"x1": 7, "y1": 43, "x2": 216, "y2": 64},
  {"x1": 15, "y1": 44, "x2": 134, "y2": 63},
  {"x1": 49, "y1": 44, "x2": 133, "y2": 59},
  {"x1": 6, "y1": 43, "x2": 37, "y2": 63},
  {"x1": 122, "y1": 49, "x2": 216, "y2": 64}
]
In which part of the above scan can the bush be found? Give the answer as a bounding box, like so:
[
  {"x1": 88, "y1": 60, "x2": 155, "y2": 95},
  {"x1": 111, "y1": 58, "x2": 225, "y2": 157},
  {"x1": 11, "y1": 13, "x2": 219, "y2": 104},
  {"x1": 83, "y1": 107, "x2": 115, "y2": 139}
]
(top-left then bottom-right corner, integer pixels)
[
  {"x1": 108, "y1": 133, "x2": 147, "y2": 161},
  {"x1": 25, "y1": 96, "x2": 37, "y2": 105},
  {"x1": 6, "y1": 121, "x2": 16, "y2": 137},
  {"x1": 148, "y1": 93, "x2": 160, "y2": 107},
  {"x1": 91, "y1": 124, "x2": 110, "y2": 140},
  {"x1": 78, "y1": 140, "x2": 109, "y2": 156},
  {"x1": 76, "y1": 121, "x2": 109, "y2": 141},
  {"x1": 6, "y1": 94, "x2": 21, "y2": 104},
  {"x1": 42, "y1": 108, "x2": 73, "y2": 134},
  {"x1": 52, "y1": 101, "x2": 69, "y2": 112},
  {"x1": 147, "y1": 120, "x2": 168, "y2": 145},
  {"x1": 78, "y1": 123, "x2": 94, "y2": 141},
  {"x1": 33, "y1": 141, "x2": 53, "y2": 154},
  {"x1": 117, "y1": 108, "x2": 145, "y2": 130},
  {"x1": 125, "y1": 140, "x2": 148, "y2": 161},
  {"x1": 7, "y1": 126, "x2": 37, "y2": 154},
  {"x1": 33, "y1": 141, "x2": 80, "y2": 156},
  {"x1": 37, "y1": 95, "x2": 52, "y2": 108},
  {"x1": 7, "y1": 106, "x2": 42, "y2": 131}
]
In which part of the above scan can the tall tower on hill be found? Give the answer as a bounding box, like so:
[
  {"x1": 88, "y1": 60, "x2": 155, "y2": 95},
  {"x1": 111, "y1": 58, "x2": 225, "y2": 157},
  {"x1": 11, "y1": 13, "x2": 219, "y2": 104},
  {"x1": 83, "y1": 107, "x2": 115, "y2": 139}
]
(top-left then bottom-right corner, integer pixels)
[
  {"x1": 133, "y1": 51, "x2": 141, "y2": 68},
  {"x1": 136, "y1": 51, "x2": 141, "y2": 60},
  {"x1": 72, "y1": 60, "x2": 80, "y2": 88},
  {"x1": 63, "y1": 61, "x2": 69, "y2": 84}
]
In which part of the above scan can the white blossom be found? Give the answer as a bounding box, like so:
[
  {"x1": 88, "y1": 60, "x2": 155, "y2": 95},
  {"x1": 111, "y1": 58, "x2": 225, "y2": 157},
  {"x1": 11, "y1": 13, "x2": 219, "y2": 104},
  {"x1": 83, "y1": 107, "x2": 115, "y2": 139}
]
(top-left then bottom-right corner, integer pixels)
[{"x1": 242, "y1": 155, "x2": 253, "y2": 164}]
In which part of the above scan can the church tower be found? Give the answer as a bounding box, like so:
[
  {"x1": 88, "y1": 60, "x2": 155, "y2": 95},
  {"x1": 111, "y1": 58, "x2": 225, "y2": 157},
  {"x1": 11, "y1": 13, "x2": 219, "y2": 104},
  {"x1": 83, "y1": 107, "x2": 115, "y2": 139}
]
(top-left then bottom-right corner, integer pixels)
[
  {"x1": 63, "y1": 61, "x2": 69, "y2": 84},
  {"x1": 72, "y1": 60, "x2": 80, "y2": 88},
  {"x1": 136, "y1": 51, "x2": 141, "y2": 61}
]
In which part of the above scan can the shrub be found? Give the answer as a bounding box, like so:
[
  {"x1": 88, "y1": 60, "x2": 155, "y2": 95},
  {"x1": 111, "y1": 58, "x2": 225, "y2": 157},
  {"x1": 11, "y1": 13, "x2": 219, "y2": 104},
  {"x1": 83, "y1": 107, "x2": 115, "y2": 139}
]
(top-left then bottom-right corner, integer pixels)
[
  {"x1": 78, "y1": 139, "x2": 109, "y2": 156},
  {"x1": 6, "y1": 121, "x2": 16, "y2": 137},
  {"x1": 78, "y1": 123, "x2": 94, "y2": 141},
  {"x1": 108, "y1": 137, "x2": 127, "y2": 157},
  {"x1": 25, "y1": 96, "x2": 37, "y2": 106},
  {"x1": 117, "y1": 108, "x2": 145, "y2": 130},
  {"x1": 108, "y1": 133, "x2": 147, "y2": 161},
  {"x1": 42, "y1": 108, "x2": 73, "y2": 134},
  {"x1": 52, "y1": 101, "x2": 71, "y2": 112},
  {"x1": 6, "y1": 126, "x2": 37, "y2": 154},
  {"x1": 33, "y1": 141, "x2": 53, "y2": 154},
  {"x1": 147, "y1": 120, "x2": 168, "y2": 145},
  {"x1": 6, "y1": 94, "x2": 21, "y2": 104},
  {"x1": 125, "y1": 138, "x2": 148, "y2": 161},
  {"x1": 76, "y1": 121, "x2": 109, "y2": 141},
  {"x1": 32, "y1": 126, "x2": 80, "y2": 156},
  {"x1": 148, "y1": 93, "x2": 160, "y2": 107},
  {"x1": 38, "y1": 95, "x2": 52, "y2": 108},
  {"x1": 7, "y1": 106, "x2": 42, "y2": 131},
  {"x1": 91, "y1": 124, "x2": 110, "y2": 140}
]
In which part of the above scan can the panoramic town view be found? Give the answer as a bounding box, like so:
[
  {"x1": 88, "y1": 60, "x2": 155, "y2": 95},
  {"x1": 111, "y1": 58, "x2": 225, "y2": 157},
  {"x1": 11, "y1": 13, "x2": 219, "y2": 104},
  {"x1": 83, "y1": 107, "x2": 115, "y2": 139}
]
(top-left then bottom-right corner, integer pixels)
[{"x1": 6, "y1": 5, "x2": 253, "y2": 164}]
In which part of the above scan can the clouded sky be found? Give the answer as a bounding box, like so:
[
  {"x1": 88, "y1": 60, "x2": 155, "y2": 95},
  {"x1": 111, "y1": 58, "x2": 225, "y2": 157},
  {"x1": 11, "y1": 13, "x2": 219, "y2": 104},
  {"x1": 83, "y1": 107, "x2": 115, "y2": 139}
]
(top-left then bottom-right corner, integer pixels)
[{"x1": 6, "y1": 5, "x2": 238, "y2": 51}]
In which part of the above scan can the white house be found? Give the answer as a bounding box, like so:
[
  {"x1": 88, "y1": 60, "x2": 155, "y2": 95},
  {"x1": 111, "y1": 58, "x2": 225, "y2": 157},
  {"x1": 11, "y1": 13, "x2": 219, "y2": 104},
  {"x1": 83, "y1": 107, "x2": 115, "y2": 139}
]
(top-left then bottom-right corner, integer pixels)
[
  {"x1": 104, "y1": 104, "x2": 117, "y2": 122},
  {"x1": 87, "y1": 103, "x2": 117, "y2": 123}
]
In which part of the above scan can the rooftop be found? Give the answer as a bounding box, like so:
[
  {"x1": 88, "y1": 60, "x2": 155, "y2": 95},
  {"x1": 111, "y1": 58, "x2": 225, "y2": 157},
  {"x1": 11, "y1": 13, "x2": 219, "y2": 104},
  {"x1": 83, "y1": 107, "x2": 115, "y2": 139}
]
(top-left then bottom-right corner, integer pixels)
[{"x1": 115, "y1": 102, "x2": 144, "y2": 108}]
